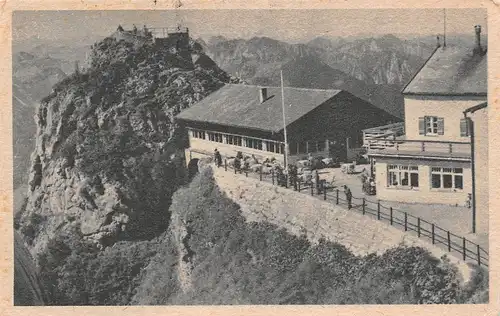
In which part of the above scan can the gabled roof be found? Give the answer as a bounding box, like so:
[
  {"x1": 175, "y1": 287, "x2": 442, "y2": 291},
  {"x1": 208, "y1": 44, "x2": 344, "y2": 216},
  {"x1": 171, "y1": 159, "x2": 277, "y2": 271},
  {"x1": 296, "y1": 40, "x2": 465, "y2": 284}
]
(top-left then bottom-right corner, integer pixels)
[
  {"x1": 402, "y1": 45, "x2": 487, "y2": 96},
  {"x1": 176, "y1": 84, "x2": 342, "y2": 132}
]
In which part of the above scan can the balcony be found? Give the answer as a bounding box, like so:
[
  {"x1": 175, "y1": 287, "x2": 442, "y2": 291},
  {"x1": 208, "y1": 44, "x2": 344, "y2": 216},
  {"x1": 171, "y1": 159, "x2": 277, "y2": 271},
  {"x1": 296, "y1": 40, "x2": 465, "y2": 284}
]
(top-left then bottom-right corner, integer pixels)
[
  {"x1": 363, "y1": 122, "x2": 405, "y2": 149},
  {"x1": 366, "y1": 136, "x2": 471, "y2": 161}
]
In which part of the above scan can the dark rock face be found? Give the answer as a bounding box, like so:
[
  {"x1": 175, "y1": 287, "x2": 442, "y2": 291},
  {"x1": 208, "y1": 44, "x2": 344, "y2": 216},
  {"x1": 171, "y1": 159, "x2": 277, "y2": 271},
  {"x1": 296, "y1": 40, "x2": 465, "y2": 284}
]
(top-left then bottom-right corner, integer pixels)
[
  {"x1": 14, "y1": 231, "x2": 46, "y2": 306},
  {"x1": 17, "y1": 30, "x2": 238, "y2": 258}
]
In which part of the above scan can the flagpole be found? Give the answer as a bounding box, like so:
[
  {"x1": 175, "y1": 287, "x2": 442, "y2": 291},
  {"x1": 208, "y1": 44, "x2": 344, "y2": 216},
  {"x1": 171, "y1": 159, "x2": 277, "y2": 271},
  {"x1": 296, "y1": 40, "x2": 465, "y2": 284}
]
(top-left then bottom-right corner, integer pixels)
[{"x1": 280, "y1": 70, "x2": 289, "y2": 171}]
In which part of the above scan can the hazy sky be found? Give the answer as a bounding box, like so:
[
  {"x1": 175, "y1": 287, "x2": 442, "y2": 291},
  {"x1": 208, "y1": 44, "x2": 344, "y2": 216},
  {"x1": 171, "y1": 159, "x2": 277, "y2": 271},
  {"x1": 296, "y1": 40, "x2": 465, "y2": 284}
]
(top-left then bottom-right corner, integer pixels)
[{"x1": 13, "y1": 9, "x2": 487, "y2": 44}]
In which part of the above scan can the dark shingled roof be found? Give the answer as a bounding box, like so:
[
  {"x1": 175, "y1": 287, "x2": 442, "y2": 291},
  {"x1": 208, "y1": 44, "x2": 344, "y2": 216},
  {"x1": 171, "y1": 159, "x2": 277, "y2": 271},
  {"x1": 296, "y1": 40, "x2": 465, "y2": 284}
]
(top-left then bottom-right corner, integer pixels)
[
  {"x1": 402, "y1": 45, "x2": 487, "y2": 96},
  {"x1": 176, "y1": 84, "x2": 343, "y2": 132}
]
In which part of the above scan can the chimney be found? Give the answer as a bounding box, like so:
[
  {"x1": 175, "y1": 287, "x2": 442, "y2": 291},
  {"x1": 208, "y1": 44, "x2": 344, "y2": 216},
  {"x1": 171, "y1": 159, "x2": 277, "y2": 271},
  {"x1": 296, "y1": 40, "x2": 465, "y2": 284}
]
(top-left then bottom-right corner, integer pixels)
[
  {"x1": 259, "y1": 87, "x2": 268, "y2": 103},
  {"x1": 474, "y1": 25, "x2": 483, "y2": 55}
]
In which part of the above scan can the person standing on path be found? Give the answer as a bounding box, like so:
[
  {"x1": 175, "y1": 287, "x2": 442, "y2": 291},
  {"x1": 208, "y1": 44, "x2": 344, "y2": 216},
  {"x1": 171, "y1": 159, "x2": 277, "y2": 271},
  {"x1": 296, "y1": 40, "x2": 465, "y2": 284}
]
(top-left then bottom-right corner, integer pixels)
[
  {"x1": 344, "y1": 185, "x2": 352, "y2": 209},
  {"x1": 315, "y1": 169, "x2": 320, "y2": 194},
  {"x1": 214, "y1": 148, "x2": 222, "y2": 168}
]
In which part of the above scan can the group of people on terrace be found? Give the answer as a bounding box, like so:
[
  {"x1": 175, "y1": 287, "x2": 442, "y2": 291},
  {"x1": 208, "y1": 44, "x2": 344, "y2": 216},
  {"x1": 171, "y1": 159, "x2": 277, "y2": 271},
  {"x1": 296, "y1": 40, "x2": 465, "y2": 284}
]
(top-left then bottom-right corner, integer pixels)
[{"x1": 213, "y1": 148, "x2": 354, "y2": 208}]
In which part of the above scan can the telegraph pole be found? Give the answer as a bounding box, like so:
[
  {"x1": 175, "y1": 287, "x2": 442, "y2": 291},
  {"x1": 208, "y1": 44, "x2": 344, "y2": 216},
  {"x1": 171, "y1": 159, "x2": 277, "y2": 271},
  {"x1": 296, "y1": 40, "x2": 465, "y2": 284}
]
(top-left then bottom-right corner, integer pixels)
[{"x1": 280, "y1": 70, "x2": 289, "y2": 171}]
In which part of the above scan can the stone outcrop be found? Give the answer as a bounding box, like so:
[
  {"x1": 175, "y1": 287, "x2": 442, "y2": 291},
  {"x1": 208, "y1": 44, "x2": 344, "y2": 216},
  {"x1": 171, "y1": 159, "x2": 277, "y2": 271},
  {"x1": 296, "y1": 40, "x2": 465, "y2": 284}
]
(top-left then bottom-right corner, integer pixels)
[{"x1": 17, "y1": 29, "x2": 238, "y2": 259}]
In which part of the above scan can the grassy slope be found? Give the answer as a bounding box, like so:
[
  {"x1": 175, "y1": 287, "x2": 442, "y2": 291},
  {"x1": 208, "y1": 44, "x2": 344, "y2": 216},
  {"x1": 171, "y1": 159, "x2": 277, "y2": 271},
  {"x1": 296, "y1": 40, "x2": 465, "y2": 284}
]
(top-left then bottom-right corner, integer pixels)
[
  {"x1": 36, "y1": 167, "x2": 487, "y2": 305},
  {"x1": 132, "y1": 167, "x2": 488, "y2": 305}
]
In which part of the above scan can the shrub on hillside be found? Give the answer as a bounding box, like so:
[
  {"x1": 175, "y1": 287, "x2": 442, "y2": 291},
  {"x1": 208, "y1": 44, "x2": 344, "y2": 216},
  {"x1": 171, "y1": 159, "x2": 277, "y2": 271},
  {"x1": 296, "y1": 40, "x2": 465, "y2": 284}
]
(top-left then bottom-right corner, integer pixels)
[
  {"x1": 132, "y1": 168, "x2": 478, "y2": 305},
  {"x1": 36, "y1": 167, "x2": 488, "y2": 306},
  {"x1": 38, "y1": 225, "x2": 158, "y2": 305}
]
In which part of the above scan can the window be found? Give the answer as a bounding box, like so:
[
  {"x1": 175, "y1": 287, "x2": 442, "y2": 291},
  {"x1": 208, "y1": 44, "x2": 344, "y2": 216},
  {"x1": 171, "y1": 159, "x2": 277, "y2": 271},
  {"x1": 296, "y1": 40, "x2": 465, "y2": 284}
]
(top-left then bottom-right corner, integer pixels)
[
  {"x1": 460, "y1": 118, "x2": 470, "y2": 137},
  {"x1": 245, "y1": 138, "x2": 263, "y2": 150},
  {"x1": 207, "y1": 132, "x2": 223, "y2": 143},
  {"x1": 297, "y1": 142, "x2": 307, "y2": 154},
  {"x1": 192, "y1": 130, "x2": 205, "y2": 139},
  {"x1": 317, "y1": 140, "x2": 325, "y2": 152},
  {"x1": 226, "y1": 135, "x2": 242, "y2": 146},
  {"x1": 266, "y1": 141, "x2": 284, "y2": 154},
  {"x1": 267, "y1": 141, "x2": 275, "y2": 153},
  {"x1": 388, "y1": 165, "x2": 419, "y2": 188},
  {"x1": 426, "y1": 116, "x2": 438, "y2": 134},
  {"x1": 419, "y1": 116, "x2": 444, "y2": 136},
  {"x1": 431, "y1": 167, "x2": 463, "y2": 190}
]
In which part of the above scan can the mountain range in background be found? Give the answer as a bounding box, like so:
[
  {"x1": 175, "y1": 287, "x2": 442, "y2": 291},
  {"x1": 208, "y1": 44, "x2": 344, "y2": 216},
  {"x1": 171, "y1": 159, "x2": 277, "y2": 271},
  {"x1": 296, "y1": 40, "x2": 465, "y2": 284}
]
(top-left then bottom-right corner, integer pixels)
[{"x1": 197, "y1": 33, "x2": 482, "y2": 118}]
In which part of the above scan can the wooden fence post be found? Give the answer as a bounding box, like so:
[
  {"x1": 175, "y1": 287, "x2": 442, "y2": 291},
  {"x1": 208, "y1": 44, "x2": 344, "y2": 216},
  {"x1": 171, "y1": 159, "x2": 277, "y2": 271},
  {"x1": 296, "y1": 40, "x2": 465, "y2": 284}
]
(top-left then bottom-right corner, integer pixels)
[
  {"x1": 462, "y1": 237, "x2": 466, "y2": 261},
  {"x1": 336, "y1": 189, "x2": 339, "y2": 205},
  {"x1": 477, "y1": 245, "x2": 481, "y2": 266},
  {"x1": 298, "y1": 180, "x2": 301, "y2": 192},
  {"x1": 431, "y1": 224, "x2": 435, "y2": 244},
  {"x1": 404, "y1": 212, "x2": 407, "y2": 231},
  {"x1": 310, "y1": 183, "x2": 314, "y2": 196},
  {"x1": 447, "y1": 231, "x2": 451, "y2": 252},
  {"x1": 377, "y1": 201, "x2": 380, "y2": 220},
  {"x1": 362, "y1": 198, "x2": 365, "y2": 215},
  {"x1": 390, "y1": 207, "x2": 393, "y2": 225},
  {"x1": 285, "y1": 175, "x2": 288, "y2": 188},
  {"x1": 259, "y1": 168, "x2": 262, "y2": 181},
  {"x1": 224, "y1": 159, "x2": 227, "y2": 171},
  {"x1": 323, "y1": 183, "x2": 327, "y2": 200},
  {"x1": 417, "y1": 218, "x2": 421, "y2": 237},
  {"x1": 271, "y1": 170, "x2": 275, "y2": 185}
]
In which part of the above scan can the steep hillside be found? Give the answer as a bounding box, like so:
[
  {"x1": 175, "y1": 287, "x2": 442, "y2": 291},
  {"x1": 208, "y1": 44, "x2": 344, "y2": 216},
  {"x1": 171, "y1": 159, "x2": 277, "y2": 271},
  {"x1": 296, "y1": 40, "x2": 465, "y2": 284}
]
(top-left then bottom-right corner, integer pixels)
[
  {"x1": 32, "y1": 165, "x2": 488, "y2": 305},
  {"x1": 16, "y1": 28, "x2": 238, "y2": 259},
  {"x1": 14, "y1": 231, "x2": 47, "y2": 306},
  {"x1": 313, "y1": 34, "x2": 435, "y2": 85},
  {"x1": 204, "y1": 36, "x2": 319, "y2": 81},
  {"x1": 13, "y1": 52, "x2": 68, "y2": 189},
  {"x1": 130, "y1": 167, "x2": 487, "y2": 305}
]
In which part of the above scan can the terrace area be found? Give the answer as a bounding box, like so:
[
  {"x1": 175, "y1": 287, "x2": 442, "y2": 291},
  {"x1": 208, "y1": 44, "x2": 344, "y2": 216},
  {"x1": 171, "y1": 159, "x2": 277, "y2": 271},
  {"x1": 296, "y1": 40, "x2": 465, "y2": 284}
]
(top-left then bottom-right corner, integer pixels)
[
  {"x1": 149, "y1": 26, "x2": 189, "y2": 38},
  {"x1": 363, "y1": 123, "x2": 471, "y2": 161}
]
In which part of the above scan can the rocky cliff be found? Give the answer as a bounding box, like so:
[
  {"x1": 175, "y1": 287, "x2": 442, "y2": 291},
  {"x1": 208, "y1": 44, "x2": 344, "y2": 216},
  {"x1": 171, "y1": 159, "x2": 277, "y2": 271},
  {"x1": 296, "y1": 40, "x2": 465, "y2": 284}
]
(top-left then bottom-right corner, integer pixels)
[
  {"x1": 13, "y1": 52, "x2": 68, "y2": 190},
  {"x1": 17, "y1": 28, "x2": 238, "y2": 258}
]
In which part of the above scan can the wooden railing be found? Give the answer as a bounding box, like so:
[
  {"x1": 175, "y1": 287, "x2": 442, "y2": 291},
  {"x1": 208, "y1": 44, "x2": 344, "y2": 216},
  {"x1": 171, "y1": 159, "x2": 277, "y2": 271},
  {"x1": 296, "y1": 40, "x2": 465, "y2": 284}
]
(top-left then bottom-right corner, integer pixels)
[
  {"x1": 367, "y1": 138, "x2": 471, "y2": 157},
  {"x1": 220, "y1": 160, "x2": 488, "y2": 268},
  {"x1": 363, "y1": 122, "x2": 405, "y2": 149},
  {"x1": 150, "y1": 27, "x2": 189, "y2": 37}
]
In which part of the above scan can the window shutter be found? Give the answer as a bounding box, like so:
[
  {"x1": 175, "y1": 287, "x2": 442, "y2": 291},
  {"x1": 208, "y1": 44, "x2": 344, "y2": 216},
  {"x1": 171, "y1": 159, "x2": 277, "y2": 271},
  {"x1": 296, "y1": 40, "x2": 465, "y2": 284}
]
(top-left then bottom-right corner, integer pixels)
[
  {"x1": 460, "y1": 118, "x2": 469, "y2": 137},
  {"x1": 418, "y1": 117, "x2": 425, "y2": 135},
  {"x1": 437, "y1": 118, "x2": 444, "y2": 135}
]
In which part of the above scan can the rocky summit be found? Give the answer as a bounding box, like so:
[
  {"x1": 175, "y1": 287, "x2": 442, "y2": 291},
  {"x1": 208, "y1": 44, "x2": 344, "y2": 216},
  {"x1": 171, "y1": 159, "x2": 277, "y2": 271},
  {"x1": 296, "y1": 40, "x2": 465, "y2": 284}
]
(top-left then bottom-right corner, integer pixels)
[{"x1": 17, "y1": 27, "x2": 239, "y2": 258}]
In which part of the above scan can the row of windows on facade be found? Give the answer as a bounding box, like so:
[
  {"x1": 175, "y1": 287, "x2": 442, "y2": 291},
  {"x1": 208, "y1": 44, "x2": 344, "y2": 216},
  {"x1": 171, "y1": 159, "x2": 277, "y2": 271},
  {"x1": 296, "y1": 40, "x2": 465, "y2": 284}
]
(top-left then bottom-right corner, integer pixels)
[
  {"x1": 388, "y1": 165, "x2": 464, "y2": 190},
  {"x1": 191, "y1": 130, "x2": 327, "y2": 154},
  {"x1": 191, "y1": 130, "x2": 285, "y2": 154},
  {"x1": 418, "y1": 116, "x2": 470, "y2": 136}
]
